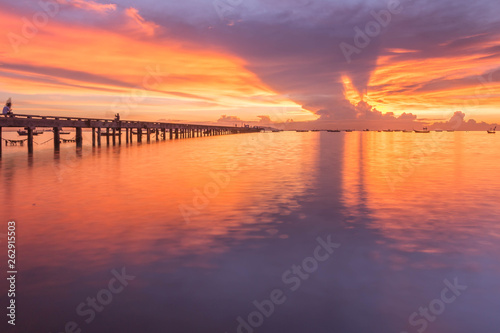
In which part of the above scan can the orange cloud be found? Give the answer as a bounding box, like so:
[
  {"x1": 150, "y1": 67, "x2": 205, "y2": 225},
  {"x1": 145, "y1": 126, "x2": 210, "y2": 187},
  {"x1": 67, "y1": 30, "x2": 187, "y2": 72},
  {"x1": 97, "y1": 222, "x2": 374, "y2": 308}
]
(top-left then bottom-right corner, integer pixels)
[
  {"x1": 367, "y1": 49, "x2": 500, "y2": 122},
  {"x1": 0, "y1": 6, "x2": 300, "y2": 121},
  {"x1": 60, "y1": 0, "x2": 117, "y2": 13}
]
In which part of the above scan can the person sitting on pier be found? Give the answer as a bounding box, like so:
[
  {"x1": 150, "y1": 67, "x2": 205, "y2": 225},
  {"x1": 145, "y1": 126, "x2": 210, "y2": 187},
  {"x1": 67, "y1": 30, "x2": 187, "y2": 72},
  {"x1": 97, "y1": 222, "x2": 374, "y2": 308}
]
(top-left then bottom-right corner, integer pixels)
[
  {"x1": 115, "y1": 113, "x2": 120, "y2": 122},
  {"x1": 2, "y1": 98, "x2": 12, "y2": 116}
]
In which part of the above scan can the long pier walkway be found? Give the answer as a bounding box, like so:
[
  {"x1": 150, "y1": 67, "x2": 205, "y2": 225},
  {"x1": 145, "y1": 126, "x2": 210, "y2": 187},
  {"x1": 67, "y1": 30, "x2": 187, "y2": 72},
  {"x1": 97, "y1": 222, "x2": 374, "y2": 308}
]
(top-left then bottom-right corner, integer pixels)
[{"x1": 0, "y1": 114, "x2": 260, "y2": 156}]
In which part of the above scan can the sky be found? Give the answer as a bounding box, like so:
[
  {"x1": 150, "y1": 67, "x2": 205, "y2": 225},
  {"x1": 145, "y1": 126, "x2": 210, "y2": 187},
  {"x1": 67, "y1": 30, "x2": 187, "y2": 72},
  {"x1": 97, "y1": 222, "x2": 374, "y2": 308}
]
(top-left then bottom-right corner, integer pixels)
[{"x1": 0, "y1": 0, "x2": 499, "y2": 129}]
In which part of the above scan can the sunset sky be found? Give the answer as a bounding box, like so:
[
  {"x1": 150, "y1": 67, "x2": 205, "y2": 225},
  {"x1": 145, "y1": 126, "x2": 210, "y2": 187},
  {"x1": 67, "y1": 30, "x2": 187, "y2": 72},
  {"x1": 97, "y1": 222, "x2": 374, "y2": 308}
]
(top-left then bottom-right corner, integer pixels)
[{"x1": 1, "y1": 0, "x2": 499, "y2": 127}]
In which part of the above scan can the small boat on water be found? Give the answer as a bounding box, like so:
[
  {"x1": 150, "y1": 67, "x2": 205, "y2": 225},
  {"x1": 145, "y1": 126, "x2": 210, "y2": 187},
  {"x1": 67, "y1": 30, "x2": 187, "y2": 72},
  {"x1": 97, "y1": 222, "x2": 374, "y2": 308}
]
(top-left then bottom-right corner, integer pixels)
[
  {"x1": 296, "y1": 130, "x2": 309, "y2": 132},
  {"x1": 17, "y1": 129, "x2": 44, "y2": 136},
  {"x1": 402, "y1": 130, "x2": 412, "y2": 133},
  {"x1": 53, "y1": 128, "x2": 71, "y2": 134},
  {"x1": 383, "y1": 129, "x2": 393, "y2": 132},
  {"x1": 487, "y1": 126, "x2": 496, "y2": 134},
  {"x1": 327, "y1": 130, "x2": 341, "y2": 132},
  {"x1": 414, "y1": 127, "x2": 430, "y2": 133},
  {"x1": 435, "y1": 129, "x2": 443, "y2": 132},
  {"x1": 344, "y1": 129, "x2": 353, "y2": 132},
  {"x1": 447, "y1": 130, "x2": 455, "y2": 132}
]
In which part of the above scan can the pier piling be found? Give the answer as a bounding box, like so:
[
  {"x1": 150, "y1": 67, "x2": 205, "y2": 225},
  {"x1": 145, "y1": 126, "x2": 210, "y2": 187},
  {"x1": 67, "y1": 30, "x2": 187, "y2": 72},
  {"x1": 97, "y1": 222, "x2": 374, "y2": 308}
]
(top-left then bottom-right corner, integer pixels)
[{"x1": 54, "y1": 127, "x2": 61, "y2": 151}]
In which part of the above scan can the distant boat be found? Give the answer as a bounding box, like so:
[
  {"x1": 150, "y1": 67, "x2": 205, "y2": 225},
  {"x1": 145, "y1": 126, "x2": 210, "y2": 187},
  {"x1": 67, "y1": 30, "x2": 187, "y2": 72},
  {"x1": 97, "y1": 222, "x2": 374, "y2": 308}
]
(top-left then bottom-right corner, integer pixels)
[
  {"x1": 271, "y1": 129, "x2": 282, "y2": 132},
  {"x1": 311, "y1": 129, "x2": 321, "y2": 132},
  {"x1": 414, "y1": 127, "x2": 430, "y2": 133},
  {"x1": 327, "y1": 130, "x2": 341, "y2": 132},
  {"x1": 402, "y1": 130, "x2": 412, "y2": 133},
  {"x1": 17, "y1": 129, "x2": 44, "y2": 136},
  {"x1": 296, "y1": 130, "x2": 309, "y2": 132},
  {"x1": 447, "y1": 130, "x2": 455, "y2": 132},
  {"x1": 53, "y1": 128, "x2": 71, "y2": 134},
  {"x1": 363, "y1": 129, "x2": 370, "y2": 132},
  {"x1": 435, "y1": 129, "x2": 443, "y2": 132},
  {"x1": 344, "y1": 129, "x2": 353, "y2": 132},
  {"x1": 487, "y1": 126, "x2": 496, "y2": 134},
  {"x1": 383, "y1": 129, "x2": 393, "y2": 132}
]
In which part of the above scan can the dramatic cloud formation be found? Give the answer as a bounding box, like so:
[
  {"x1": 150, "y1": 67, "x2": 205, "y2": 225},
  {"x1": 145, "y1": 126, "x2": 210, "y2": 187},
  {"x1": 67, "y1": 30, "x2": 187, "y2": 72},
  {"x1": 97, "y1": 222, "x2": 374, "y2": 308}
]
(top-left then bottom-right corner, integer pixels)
[{"x1": 0, "y1": 0, "x2": 499, "y2": 126}]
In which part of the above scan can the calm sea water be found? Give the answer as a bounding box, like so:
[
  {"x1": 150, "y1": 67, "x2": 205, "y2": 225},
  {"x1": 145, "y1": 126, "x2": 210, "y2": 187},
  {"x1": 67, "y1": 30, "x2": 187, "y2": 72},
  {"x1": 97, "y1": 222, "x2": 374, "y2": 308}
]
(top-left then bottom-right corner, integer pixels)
[{"x1": 1, "y1": 131, "x2": 499, "y2": 333}]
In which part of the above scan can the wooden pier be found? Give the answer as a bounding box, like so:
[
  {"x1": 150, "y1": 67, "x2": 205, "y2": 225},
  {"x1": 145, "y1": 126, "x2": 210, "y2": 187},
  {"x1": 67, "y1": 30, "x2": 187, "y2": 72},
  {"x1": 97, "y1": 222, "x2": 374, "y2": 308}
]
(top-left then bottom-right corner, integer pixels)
[{"x1": 0, "y1": 114, "x2": 261, "y2": 156}]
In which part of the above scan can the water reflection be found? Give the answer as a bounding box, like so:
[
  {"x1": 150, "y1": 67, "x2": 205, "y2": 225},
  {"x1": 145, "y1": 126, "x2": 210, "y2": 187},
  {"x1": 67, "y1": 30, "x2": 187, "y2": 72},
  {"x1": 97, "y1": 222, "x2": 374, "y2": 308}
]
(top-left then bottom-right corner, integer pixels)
[{"x1": 0, "y1": 131, "x2": 499, "y2": 332}]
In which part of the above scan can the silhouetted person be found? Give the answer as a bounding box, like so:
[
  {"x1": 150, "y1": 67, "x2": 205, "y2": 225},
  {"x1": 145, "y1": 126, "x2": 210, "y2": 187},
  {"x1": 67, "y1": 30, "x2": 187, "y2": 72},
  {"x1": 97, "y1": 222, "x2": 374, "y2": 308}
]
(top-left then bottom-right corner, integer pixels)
[
  {"x1": 115, "y1": 113, "x2": 120, "y2": 122},
  {"x1": 3, "y1": 98, "x2": 12, "y2": 117}
]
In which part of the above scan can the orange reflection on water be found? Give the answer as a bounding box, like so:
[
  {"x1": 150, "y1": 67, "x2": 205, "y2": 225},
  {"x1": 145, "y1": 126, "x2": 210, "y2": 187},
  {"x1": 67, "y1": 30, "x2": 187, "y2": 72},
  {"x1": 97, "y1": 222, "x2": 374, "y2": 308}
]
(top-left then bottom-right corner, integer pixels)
[{"x1": 341, "y1": 131, "x2": 500, "y2": 256}]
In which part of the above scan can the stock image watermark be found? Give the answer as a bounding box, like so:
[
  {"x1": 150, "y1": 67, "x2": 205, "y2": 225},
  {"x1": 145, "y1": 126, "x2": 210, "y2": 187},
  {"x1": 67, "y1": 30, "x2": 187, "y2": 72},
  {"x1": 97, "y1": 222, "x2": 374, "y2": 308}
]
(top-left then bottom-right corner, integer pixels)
[
  {"x1": 384, "y1": 67, "x2": 499, "y2": 192},
  {"x1": 401, "y1": 277, "x2": 467, "y2": 333},
  {"x1": 213, "y1": 0, "x2": 243, "y2": 23},
  {"x1": 340, "y1": 0, "x2": 405, "y2": 63},
  {"x1": 8, "y1": 0, "x2": 62, "y2": 53},
  {"x1": 108, "y1": 65, "x2": 168, "y2": 119},
  {"x1": 6, "y1": 221, "x2": 17, "y2": 326},
  {"x1": 226, "y1": 235, "x2": 340, "y2": 332},
  {"x1": 51, "y1": 267, "x2": 135, "y2": 333},
  {"x1": 178, "y1": 131, "x2": 276, "y2": 223}
]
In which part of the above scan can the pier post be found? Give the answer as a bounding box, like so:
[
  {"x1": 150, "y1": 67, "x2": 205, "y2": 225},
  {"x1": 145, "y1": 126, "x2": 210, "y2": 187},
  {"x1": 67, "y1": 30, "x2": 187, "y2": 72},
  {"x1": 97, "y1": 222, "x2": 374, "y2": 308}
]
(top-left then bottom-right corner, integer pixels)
[
  {"x1": 118, "y1": 128, "x2": 122, "y2": 144},
  {"x1": 169, "y1": 129, "x2": 173, "y2": 140},
  {"x1": 76, "y1": 127, "x2": 83, "y2": 148},
  {"x1": 147, "y1": 128, "x2": 151, "y2": 142},
  {"x1": 105, "y1": 128, "x2": 110, "y2": 145},
  {"x1": 54, "y1": 127, "x2": 61, "y2": 151},
  {"x1": 27, "y1": 127, "x2": 34, "y2": 154},
  {"x1": 112, "y1": 128, "x2": 116, "y2": 145},
  {"x1": 162, "y1": 128, "x2": 166, "y2": 140},
  {"x1": 92, "y1": 127, "x2": 95, "y2": 147},
  {"x1": 97, "y1": 128, "x2": 101, "y2": 146},
  {"x1": 126, "y1": 128, "x2": 129, "y2": 143},
  {"x1": 156, "y1": 129, "x2": 159, "y2": 141},
  {"x1": 137, "y1": 128, "x2": 142, "y2": 143},
  {"x1": 130, "y1": 128, "x2": 133, "y2": 143},
  {"x1": 0, "y1": 127, "x2": 2, "y2": 157},
  {"x1": 175, "y1": 128, "x2": 179, "y2": 139}
]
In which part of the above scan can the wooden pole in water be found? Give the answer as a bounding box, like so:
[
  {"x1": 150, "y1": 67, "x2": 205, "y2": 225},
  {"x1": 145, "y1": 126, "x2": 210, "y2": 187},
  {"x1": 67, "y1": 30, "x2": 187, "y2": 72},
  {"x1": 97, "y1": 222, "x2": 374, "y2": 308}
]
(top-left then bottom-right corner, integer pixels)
[
  {"x1": 97, "y1": 127, "x2": 101, "y2": 146},
  {"x1": 162, "y1": 128, "x2": 166, "y2": 140},
  {"x1": 137, "y1": 128, "x2": 142, "y2": 143},
  {"x1": 126, "y1": 128, "x2": 129, "y2": 143},
  {"x1": 27, "y1": 127, "x2": 34, "y2": 154},
  {"x1": 169, "y1": 128, "x2": 173, "y2": 140},
  {"x1": 175, "y1": 128, "x2": 179, "y2": 139},
  {"x1": 112, "y1": 128, "x2": 116, "y2": 145},
  {"x1": 147, "y1": 128, "x2": 151, "y2": 142},
  {"x1": 54, "y1": 127, "x2": 61, "y2": 151},
  {"x1": 118, "y1": 128, "x2": 122, "y2": 144},
  {"x1": 92, "y1": 128, "x2": 95, "y2": 146},
  {"x1": 106, "y1": 128, "x2": 110, "y2": 145},
  {"x1": 76, "y1": 127, "x2": 83, "y2": 148},
  {"x1": 0, "y1": 127, "x2": 2, "y2": 157},
  {"x1": 156, "y1": 129, "x2": 159, "y2": 141}
]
